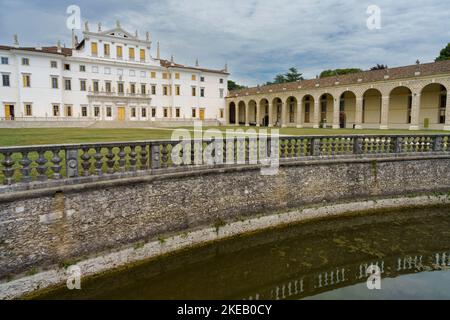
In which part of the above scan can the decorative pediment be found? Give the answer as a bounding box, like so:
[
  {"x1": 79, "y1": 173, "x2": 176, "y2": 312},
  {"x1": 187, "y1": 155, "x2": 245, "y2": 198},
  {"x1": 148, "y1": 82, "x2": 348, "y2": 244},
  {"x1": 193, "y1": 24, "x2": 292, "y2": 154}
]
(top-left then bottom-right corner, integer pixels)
[{"x1": 100, "y1": 27, "x2": 137, "y2": 40}]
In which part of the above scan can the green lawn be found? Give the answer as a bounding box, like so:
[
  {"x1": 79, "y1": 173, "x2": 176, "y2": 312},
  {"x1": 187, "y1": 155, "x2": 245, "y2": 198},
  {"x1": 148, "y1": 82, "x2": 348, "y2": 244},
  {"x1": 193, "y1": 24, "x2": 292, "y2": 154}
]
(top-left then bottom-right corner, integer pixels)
[{"x1": 0, "y1": 126, "x2": 448, "y2": 146}]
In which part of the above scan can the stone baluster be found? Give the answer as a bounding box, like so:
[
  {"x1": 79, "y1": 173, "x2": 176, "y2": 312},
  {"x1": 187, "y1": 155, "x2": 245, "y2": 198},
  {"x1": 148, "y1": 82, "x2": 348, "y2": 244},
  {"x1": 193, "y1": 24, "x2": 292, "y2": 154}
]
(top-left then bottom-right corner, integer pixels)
[
  {"x1": 118, "y1": 146, "x2": 126, "y2": 172},
  {"x1": 433, "y1": 136, "x2": 443, "y2": 152},
  {"x1": 51, "y1": 149, "x2": 62, "y2": 179},
  {"x1": 160, "y1": 144, "x2": 169, "y2": 168},
  {"x1": 94, "y1": 147, "x2": 103, "y2": 175},
  {"x1": 1, "y1": 152, "x2": 15, "y2": 185},
  {"x1": 140, "y1": 144, "x2": 148, "y2": 170},
  {"x1": 129, "y1": 145, "x2": 138, "y2": 171},
  {"x1": 81, "y1": 147, "x2": 91, "y2": 176},
  {"x1": 19, "y1": 151, "x2": 32, "y2": 183},
  {"x1": 36, "y1": 150, "x2": 48, "y2": 181},
  {"x1": 151, "y1": 144, "x2": 161, "y2": 169},
  {"x1": 353, "y1": 136, "x2": 363, "y2": 154},
  {"x1": 105, "y1": 147, "x2": 115, "y2": 174}
]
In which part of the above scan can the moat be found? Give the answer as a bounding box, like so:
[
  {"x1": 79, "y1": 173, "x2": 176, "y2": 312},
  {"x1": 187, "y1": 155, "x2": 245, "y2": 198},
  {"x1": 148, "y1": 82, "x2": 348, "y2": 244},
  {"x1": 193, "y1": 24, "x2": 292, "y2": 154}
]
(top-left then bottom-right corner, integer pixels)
[{"x1": 33, "y1": 205, "x2": 450, "y2": 300}]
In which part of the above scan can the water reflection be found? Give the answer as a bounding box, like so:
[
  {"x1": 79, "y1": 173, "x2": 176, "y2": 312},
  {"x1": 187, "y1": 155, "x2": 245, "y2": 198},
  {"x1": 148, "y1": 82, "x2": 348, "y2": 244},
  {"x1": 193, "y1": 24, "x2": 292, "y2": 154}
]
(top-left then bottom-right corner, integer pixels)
[{"x1": 35, "y1": 205, "x2": 450, "y2": 300}]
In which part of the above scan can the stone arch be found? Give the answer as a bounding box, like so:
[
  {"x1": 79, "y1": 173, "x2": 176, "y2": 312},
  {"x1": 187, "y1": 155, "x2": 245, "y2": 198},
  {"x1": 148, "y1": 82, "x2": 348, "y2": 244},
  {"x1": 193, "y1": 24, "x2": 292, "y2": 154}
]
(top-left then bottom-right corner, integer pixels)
[
  {"x1": 302, "y1": 95, "x2": 315, "y2": 126},
  {"x1": 338, "y1": 91, "x2": 356, "y2": 129},
  {"x1": 259, "y1": 98, "x2": 269, "y2": 126},
  {"x1": 238, "y1": 101, "x2": 246, "y2": 125},
  {"x1": 419, "y1": 83, "x2": 447, "y2": 129},
  {"x1": 389, "y1": 86, "x2": 413, "y2": 128},
  {"x1": 286, "y1": 96, "x2": 298, "y2": 126},
  {"x1": 229, "y1": 102, "x2": 236, "y2": 124},
  {"x1": 272, "y1": 97, "x2": 283, "y2": 127},
  {"x1": 319, "y1": 93, "x2": 334, "y2": 127},
  {"x1": 362, "y1": 88, "x2": 382, "y2": 128}
]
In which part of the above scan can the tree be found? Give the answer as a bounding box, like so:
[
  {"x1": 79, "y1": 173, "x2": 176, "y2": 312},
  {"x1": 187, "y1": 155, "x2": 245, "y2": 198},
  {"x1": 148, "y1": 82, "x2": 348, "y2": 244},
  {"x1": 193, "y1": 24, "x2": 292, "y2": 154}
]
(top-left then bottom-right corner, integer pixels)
[
  {"x1": 435, "y1": 43, "x2": 450, "y2": 62},
  {"x1": 320, "y1": 68, "x2": 362, "y2": 78},
  {"x1": 370, "y1": 64, "x2": 388, "y2": 70},
  {"x1": 228, "y1": 80, "x2": 246, "y2": 91},
  {"x1": 266, "y1": 67, "x2": 304, "y2": 85}
]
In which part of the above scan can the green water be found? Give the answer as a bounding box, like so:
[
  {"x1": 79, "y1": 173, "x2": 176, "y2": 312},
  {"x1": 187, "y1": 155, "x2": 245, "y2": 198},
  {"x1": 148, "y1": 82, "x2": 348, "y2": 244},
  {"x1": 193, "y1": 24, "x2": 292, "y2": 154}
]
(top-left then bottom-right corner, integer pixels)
[{"x1": 35, "y1": 206, "x2": 450, "y2": 300}]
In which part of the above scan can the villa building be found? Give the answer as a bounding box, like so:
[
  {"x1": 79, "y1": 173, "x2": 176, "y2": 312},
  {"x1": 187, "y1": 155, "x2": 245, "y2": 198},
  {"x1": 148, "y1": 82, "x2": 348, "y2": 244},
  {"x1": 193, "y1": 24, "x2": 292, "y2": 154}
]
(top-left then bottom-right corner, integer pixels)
[
  {"x1": 227, "y1": 60, "x2": 450, "y2": 130},
  {"x1": 0, "y1": 21, "x2": 229, "y2": 124}
]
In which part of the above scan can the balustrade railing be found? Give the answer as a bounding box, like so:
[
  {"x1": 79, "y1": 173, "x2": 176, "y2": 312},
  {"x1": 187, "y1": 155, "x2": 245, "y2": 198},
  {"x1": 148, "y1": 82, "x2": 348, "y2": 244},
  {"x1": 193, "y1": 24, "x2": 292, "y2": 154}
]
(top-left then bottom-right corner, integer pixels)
[{"x1": 0, "y1": 134, "x2": 449, "y2": 188}]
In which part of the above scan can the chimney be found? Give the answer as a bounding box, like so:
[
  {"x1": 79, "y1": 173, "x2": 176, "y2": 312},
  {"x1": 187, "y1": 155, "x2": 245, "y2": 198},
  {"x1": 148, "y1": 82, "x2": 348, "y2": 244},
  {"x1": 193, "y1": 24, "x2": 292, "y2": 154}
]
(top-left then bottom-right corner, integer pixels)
[
  {"x1": 13, "y1": 34, "x2": 19, "y2": 48},
  {"x1": 224, "y1": 62, "x2": 228, "y2": 72},
  {"x1": 195, "y1": 58, "x2": 199, "y2": 67},
  {"x1": 156, "y1": 41, "x2": 160, "y2": 59},
  {"x1": 171, "y1": 54, "x2": 174, "y2": 63},
  {"x1": 98, "y1": 22, "x2": 102, "y2": 32},
  {"x1": 57, "y1": 40, "x2": 62, "y2": 53}
]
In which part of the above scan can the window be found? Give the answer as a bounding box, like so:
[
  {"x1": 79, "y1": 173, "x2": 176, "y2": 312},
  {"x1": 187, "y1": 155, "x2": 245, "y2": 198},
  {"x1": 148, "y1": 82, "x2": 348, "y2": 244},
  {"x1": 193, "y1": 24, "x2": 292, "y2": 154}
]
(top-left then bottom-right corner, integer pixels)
[
  {"x1": 141, "y1": 84, "x2": 146, "y2": 95},
  {"x1": 151, "y1": 108, "x2": 156, "y2": 117},
  {"x1": 163, "y1": 86, "x2": 169, "y2": 96},
  {"x1": 142, "y1": 107, "x2": 147, "y2": 118},
  {"x1": 104, "y1": 67, "x2": 111, "y2": 75},
  {"x1": 339, "y1": 98, "x2": 345, "y2": 112},
  {"x1": 175, "y1": 85, "x2": 180, "y2": 96},
  {"x1": 23, "y1": 74, "x2": 31, "y2": 87},
  {"x1": 304, "y1": 102, "x2": 310, "y2": 123},
  {"x1": 191, "y1": 74, "x2": 197, "y2": 81},
  {"x1": 220, "y1": 78, "x2": 224, "y2": 84},
  {"x1": 192, "y1": 108, "x2": 196, "y2": 118},
  {"x1": 439, "y1": 86, "x2": 446, "y2": 124},
  {"x1": 64, "y1": 64, "x2": 70, "y2": 71},
  {"x1": 129, "y1": 48, "x2": 135, "y2": 60},
  {"x1": 131, "y1": 107, "x2": 136, "y2": 118},
  {"x1": 79, "y1": 65, "x2": 86, "y2": 72},
  {"x1": 118, "y1": 82, "x2": 124, "y2": 94},
  {"x1": 200, "y1": 76, "x2": 205, "y2": 82},
  {"x1": 175, "y1": 73, "x2": 180, "y2": 80},
  {"x1": 163, "y1": 73, "x2": 169, "y2": 80},
  {"x1": 25, "y1": 104, "x2": 32, "y2": 116},
  {"x1": 220, "y1": 89, "x2": 224, "y2": 98},
  {"x1": 1, "y1": 57, "x2": 8, "y2": 65},
  {"x1": 94, "y1": 106, "x2": 100, "y2": 117},
  {"x1": 81, "y1": 106, "x2": 88, "y2": 117},
  {"x1": 93, "y1": 80, "x2": 99, "y2": 92},
  {"x1": 129, "y1": 70, "x2": 136, "y2": 77},
  {"x1": 175, "y1": 108, "x2": 180, "y2": 118},
  {"x1": 104, "y1": 44, "x2": 110, "y2": 56},
  {"x1": 2, "y1": 74, "x2": 10, "y2": 87},
  {"x1": 80, "y1": 80, "x2": 86, "y2": 91},
  {"x1": 151, "y1": 85, "x2": 156, "y2": 95},
  {"x1": 192, "y1": 87, "x2": 196, "y2": 96},
  {"x1": 22, "y1": 58, "x2": 29, "y2": 66},
  {"x1": 151, "y1": 71, "x2": 156, "y2": 78},
  {"x1": 105, "y1": 82, "x2": 111, "y2": 93},
  {"x1": 50, "y1": 61, "x2": 57, "y2": 68},
  {"x1": 106, "y1": 106, "x2": 112, "y2": 117},
  {"x1": 91, "y1": 42, "x2": 98, "y2": 56},
  {"x1": 53, "y1": 104, "x2": 60, "y2": 117},
  {"x1": 200, "y1": 88, "x2": 205, "y2": 97},
  {"x1": 92, "y1": 66, "x2": 98, "y2": 73},
  {"x1": 220, "y1": 109, "x2": 224, "y2": 118},
  {"x1": 64, "y1": 79, "x2": 71, "y2": 90},
  {"x1": 140, "y1": 71, "x2": 146, "y2": 78},
  {"x1": 163, "y1": 108, "x2": 168, "y2": 118},
  {"x1": 65, "y1": 105, "x2": 72, "y2": 117},
  {"x1": 140, "y1": 49, "x2": 145, "y2": 61},
  {"x1": 130, "y1": 83, "x2": 136, "y2": 94},
  {"x1": 116, "y1": 46, "x2": 123, "y2": 59},
  {"x1": 117, "y1": 69, "x2": 123, "y2": 76}
]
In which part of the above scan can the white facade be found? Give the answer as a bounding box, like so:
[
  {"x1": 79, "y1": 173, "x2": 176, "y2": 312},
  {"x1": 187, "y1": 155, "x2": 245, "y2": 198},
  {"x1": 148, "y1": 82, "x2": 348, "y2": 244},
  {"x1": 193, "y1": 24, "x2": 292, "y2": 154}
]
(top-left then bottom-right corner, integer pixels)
[{"x1": 0, "y1": 23, "x2": 228, "y2": 123}]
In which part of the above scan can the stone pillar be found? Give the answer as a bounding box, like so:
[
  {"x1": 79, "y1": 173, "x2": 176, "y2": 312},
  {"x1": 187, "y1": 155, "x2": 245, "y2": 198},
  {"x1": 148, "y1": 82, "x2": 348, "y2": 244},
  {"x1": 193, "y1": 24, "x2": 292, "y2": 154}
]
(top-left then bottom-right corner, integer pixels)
[
  {"x1": 281, "y1": 101, "x2": 287, "y2": 127},
  {"x1": 409, "y1": 93, "x2": 420, "y2": 130},
  {"x1": 256, "y1": 102, "x2": 261, "y2": 127},
  {"x1": 380, "y1": 95, "x2": 389, "y2": 130},
  {"x1": 332, "y1": 98, "x2": 340, "y2": 129},
  {"x1": 245, "y1": 104, "x2": 249, "y2": 126},
  {"x1": 235, "y1": 104, "x2": 239, "y2": 126},
  {"x1": 354, "y1": 97, "x2": 363, "y2": 129},
  {"x1": 224, "y1": 103, "x2": 229, "y2": 125},
  {"x1": 296, "y1": 99, "x2": 303, "y2": 128},
  {"x1": 313, "y1": 99, "x2": 320, "y2": 129},
  {"x1": 268, "y1": 101, "x2": 273, "y2": 127},
  {"x1": 444, "y1": 94, "x2": 450, "y2": 131}
]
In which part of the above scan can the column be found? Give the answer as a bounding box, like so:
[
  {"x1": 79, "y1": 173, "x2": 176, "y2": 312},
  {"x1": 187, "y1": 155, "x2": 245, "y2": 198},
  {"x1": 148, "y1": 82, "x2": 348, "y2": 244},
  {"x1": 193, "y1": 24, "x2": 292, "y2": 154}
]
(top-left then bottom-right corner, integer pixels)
[
  {"x1": 256, "y1": 102, "x2": 261, "y2": 127},
  {"x1": 332, "y1": 98, "x2": 340, "y2": 129},
  {"x1": 380, "y1": 95, "x2": 389, "y2": 130},
  {"x1": 245, "y1": 103, "x2": 249, "y2": 126},
  {"x1": 313, "y1": 99, "x2": 320, "y2": 129},
  {"x1": 444, "y1": 94, "x2": 450, "y2": 131},
  {"x1": 296, "y1": 99, "x2": 303, "y2": 128},
  {"x1": 224, "y1": 103, "x2": 229, "y2": 125},
  {"x1": 268, "y1": 101, "x2": 273, "y2": 127},
  {"x1": 281, "y1": 101, "x2": 287, "y2": 127},
  {"x1": 235, "y1": 104, "x2": 239, "y2": 126},
  {"x1": 354, "y1": 97, "x2": 363, "y2": 129},
  {"x1": 409, "y1": 93, "x2": 420, "y2": 130}
]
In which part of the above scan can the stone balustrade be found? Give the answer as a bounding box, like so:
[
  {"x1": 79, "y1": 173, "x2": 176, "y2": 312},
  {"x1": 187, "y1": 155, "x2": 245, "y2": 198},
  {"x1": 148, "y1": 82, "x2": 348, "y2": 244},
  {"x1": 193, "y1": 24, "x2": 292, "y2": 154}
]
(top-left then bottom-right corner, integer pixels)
[{"x1": 0, "y1": 134, "x2": 449, "y2": 191}]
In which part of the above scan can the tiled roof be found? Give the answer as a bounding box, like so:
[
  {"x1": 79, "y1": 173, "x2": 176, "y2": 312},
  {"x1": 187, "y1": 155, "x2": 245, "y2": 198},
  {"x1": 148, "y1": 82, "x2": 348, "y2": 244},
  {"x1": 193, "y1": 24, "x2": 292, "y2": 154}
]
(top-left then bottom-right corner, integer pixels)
[
  {"x1": 228, "y1": 60, "x2": 450, "y2": 97},
  {"x1": 0, "y1": 45, "x2": 72, "y2": 56},
  {"x1": 159, "y1": 59, "x2": 229, "y2": 75}
]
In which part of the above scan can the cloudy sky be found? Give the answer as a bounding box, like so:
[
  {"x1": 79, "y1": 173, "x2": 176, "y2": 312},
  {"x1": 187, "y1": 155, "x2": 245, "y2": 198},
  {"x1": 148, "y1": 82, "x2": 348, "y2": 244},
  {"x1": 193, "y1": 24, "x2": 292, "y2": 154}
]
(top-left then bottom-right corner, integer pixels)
[{"x1": 0, "y1": 0, "x2": 449, "y2": 86}]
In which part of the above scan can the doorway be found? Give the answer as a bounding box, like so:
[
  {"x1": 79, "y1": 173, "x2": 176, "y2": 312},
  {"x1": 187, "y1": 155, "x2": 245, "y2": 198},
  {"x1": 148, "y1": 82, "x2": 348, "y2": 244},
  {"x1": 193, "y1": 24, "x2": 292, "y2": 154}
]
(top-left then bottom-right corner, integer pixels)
[
  {"x1": 4, "y1": 105, "x2": 14, "y2": 120},
  {"x1": 199, "y1": 108, "x2": 205, "y2": 120},
  {"x1": 117, "y1": 107, "x2": 125, "y2": 121}
]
